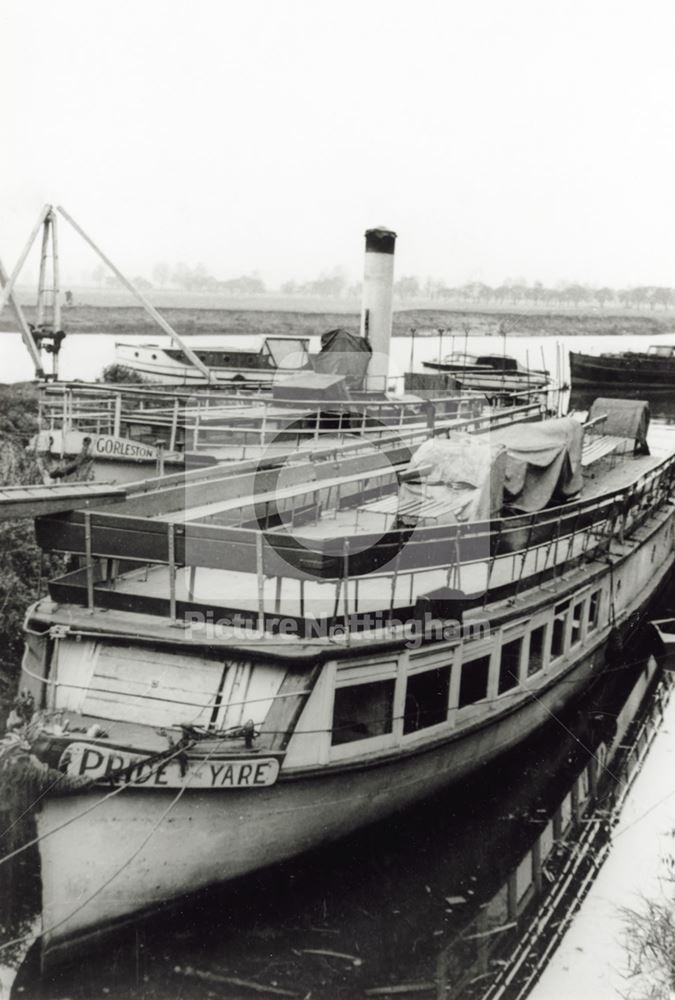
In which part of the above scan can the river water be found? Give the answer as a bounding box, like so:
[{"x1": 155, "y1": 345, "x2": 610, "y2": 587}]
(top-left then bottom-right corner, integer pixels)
[{"x1": 2, "y1": 329, "x2": 675, "y2": 416}]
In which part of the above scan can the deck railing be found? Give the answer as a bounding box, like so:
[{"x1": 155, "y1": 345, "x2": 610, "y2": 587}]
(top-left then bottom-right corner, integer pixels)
[
  {"x1": 38, "y1": 382, "x2": 544, "y2": 454},
  {"x1": 35, "y1": 443, "x2": 675, "y2": 630}
]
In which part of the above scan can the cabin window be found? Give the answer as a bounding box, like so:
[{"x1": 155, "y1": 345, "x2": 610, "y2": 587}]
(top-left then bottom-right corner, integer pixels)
[
  {"x1": 551, "y1": 600, "x2": 570, "y2": 659},
  {"x1": 528, "y1": 624, "x2": 547, "y2": 676},
  {"x1": 570, "y1": 600, "x2": 584, "y2": 646},
  {"x1": 498, "y1": 638, "x2": 522, "y2": 694},
  {"x1": 588, "y1": 590, "x2": 601, "y2": 631},
  {"x1": 458, "y1": 655, "x2": 490, "y2": 708},
  {"x1": 331, "y1": 679, "x2": 395, "y2": 746},
  {"x1": 403, "y1": 665, "x2": 451, "y2": 734}
]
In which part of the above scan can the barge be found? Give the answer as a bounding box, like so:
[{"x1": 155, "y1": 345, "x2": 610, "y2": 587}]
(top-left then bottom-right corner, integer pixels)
[{"x1": 17, "y1": 399, "x2": 675, "y2": 966}]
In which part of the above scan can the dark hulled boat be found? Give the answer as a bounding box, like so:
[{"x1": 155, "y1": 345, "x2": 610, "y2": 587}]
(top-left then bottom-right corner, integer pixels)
[{"x1": 570, "y1": 344, "x2": 675, "y2": 395}]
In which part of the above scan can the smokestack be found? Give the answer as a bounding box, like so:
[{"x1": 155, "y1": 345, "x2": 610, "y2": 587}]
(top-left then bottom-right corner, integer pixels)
[{"x1": 360, "y1": 226, "x2": 397, "y2": 392}]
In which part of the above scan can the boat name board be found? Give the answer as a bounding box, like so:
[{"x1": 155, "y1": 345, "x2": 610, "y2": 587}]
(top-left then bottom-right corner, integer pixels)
[
  {"x1": 93, "y1": 435, "x2": 158, "y2": 462},
  {"x1": 61, "y1": 742, "x2": 280, "y2": 789}
]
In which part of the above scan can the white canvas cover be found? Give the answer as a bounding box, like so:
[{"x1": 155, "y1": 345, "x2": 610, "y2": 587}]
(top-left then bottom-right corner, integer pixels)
[{"x1": 400, "y1": 433, "x2": 507, "y2": 524}]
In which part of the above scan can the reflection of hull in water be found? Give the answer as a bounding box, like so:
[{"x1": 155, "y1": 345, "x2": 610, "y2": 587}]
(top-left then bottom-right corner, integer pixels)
[
  {"x1": 35, "y1": 508, "x2": 675, "y2": 969},
  {"x1": 569, "y1": 387, "x2": 675, "y2": 422}
]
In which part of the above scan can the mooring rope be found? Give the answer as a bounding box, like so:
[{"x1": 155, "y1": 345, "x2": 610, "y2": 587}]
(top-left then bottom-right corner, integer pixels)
[
  {"x1": 0, "y1": 732, "x2": 234, "y2": 955},
  {"x1": 0, "y1": 741, "x2": 193, "y2": 872}
]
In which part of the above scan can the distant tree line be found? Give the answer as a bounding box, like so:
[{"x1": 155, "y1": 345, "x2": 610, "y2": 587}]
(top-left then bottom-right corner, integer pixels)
[
  {"x1": 391, "y1": 277, "x2": 675, "y2": 310},
  {"x1": 87, "y1": 261, "x2": 675, "y2": 310}
]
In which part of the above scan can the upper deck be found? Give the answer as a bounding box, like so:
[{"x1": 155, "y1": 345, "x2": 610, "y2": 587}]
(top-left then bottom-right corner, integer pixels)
[{"x1": 30, "y1": 409, "x2": 675, "y2": 654}]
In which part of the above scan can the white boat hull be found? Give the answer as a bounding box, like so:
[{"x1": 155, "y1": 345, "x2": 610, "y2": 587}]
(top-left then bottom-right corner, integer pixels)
[
  {"x1": 39, "y1": 642, "x2": 600, "y2": 962},
  {"x1": 37, "y1": 506, "x2": 674, "y2": 965},
  {"x1": 116, "y1": 344, "x2": 283, "y2": 386}
]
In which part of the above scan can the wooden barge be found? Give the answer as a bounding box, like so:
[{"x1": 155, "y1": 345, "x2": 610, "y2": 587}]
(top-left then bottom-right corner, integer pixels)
[{"x1": 15, "y1": 402, "x2": 675, "y2": 966}]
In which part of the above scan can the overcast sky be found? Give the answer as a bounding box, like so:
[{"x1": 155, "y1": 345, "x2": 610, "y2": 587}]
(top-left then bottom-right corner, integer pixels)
[{"x1": 3, "y1": 0, "x2": 675, "y2": 288}]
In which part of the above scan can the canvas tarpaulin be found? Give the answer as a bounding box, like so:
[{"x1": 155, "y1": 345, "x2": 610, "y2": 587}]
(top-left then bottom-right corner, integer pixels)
[
  {"x1": 312, "y1": 328, "x2": 372, "y2": 388},
  {"x1": 490, "y1": 416, "x2": 584, "y2": 512},
  {"x1": 272, "y1": 371, "x2": 350, "y2": 401},
  {"x1": 399, "y1": 433, "x2": 507, "y2": 524},
  {"x1": 588, "y1": 398, "x2": 650, "y2": 454}
]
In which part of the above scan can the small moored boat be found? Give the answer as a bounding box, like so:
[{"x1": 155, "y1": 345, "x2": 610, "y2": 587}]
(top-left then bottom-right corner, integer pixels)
[{"x1": 423, "y1": 352, "x2": 549, "y2": 393}]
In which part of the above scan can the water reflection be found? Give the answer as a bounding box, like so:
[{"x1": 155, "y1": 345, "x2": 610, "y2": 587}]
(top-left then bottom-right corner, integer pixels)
[
  {"x1": 570, "y1": 388, "x2": 675, "y2": 423},
  {"x1": 4, "y1": 595, "x2": 670, "y2": 999}
]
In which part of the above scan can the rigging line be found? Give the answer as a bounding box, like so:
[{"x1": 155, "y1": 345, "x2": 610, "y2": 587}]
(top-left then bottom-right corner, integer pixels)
[
  {"x1": 512, "y1": 672, "x2": 625, "y2": 789},
  {"x1": 0, "y1": 742, "x2": 191, "y2": 871},
  {"x1": 0, "y1": 771, "x2": 72, "y2": 844},
  {"x1": 0, "y1": 733, "x2": 233, "y2": 956},
  {"x1": 0, "y1": 663, "x2": 228, "y2": 844}
]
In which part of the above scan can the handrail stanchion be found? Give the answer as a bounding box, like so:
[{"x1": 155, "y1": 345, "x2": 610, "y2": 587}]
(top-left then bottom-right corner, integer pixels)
[
  {"x1": 256, "y1": 531, "x2": 265, "y2": 633},
  {"x1": 113, "y1": 393, "x2": 122, "y2": 437},
  {"x1": 169, "y1": 398, "x2": 179, "y2": 453},
  {"x1": 167, "y1": 522, "x2": 177, "y2": 623},
  {"x1": 84, "y1": 511, "x2": 95, "y2": 612}
]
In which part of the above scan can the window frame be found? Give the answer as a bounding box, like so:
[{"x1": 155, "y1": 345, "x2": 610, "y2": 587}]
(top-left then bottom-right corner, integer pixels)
[
  {"x1": 587, "y1": 588, "x2": 602, "y2": 632},
  {"x1": 402, "y1": 661, "x2": 453, "y2": 737},
  {"x1": 457, "y1": 649, "x2": 492, "y2": 713},
  {"x1": 497, "y1": 633, "x2": 524, "y2": 696},
  {"x1": 330, "y1": 661, "x2": 398, "y2": 759},
  {"x1": 569, "y1": 598, "x2": 586, "y2": 647},
  {"x1": 526, "y1": 620, "x2": 549, "y2": 677},
  {"x1": 550, "y1": 600, "x2": 570, "y2": 661}
]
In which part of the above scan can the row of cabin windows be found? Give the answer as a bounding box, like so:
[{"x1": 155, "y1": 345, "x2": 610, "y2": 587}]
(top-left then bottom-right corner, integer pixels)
[{"x1": 331, "y1": 586, "x2": 604, "y2": 746}]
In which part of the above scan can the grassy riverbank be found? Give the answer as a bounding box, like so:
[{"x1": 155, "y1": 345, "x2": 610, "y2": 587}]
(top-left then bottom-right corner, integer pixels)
[
  {"x1": 1, "y1": 303, "x2": 672, "y2": 339},
  {"x1": 0, "y1": 383, "x2": 49, "y2": 719}
]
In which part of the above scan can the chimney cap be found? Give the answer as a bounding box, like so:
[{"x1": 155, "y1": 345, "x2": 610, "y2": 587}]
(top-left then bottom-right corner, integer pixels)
[{"x1": 364, "y1": 227, "x2": 397, "y2": 254}]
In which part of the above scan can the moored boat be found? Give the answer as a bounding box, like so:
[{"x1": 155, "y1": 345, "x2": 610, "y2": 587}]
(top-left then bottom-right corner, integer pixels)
[
  {"x1": 115, "y1": 335, "x2": 312, "y2": 385},
  {"x1": 570, "y1": 344, "x2": 675, "y2": 395},
  {"x1": 16, "y1": 398, "x2": 675, "y2": 966},
  {"x1": 31, "y1": 378, "x2": 545, "y2": 481},
  {"x1": 423, "y1": 352, "x2": 549, "y2": 393}
]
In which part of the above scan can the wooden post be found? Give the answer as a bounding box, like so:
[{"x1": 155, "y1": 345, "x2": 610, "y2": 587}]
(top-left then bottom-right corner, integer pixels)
[
  {"x1": 156, "y1": 441, "x2": 165, "y2": 477},
  {"x1": 113, "y1": 393, "x2": 122, "y2": 437},
  {"x1": 256, "y1": 531, "x2": 265, "y2": 633},
  {"x1": 84, "y1": 511, "x2": 95, "y2": 612},
  {"x1": 0, "y1": 255, "x2": 45, "y2": 377},
  {"x1": 343, "y1": 539, "x2": 350, "y2": 634},
  {"x1": 483, "y1": 521, "x2": 503, "y2": 606},
  {"x1": 260, "y1": 400, "x2": 268, "y2": 447},
  {"x1": 0, "y1": 204, "x2": 51, "y2": 316},
  {"x1": 169, "y1": 398, "x2": 179, "y2": 452},
  {"x1": 193, "y1": 409, "x2": 200, "y2": 451},
  {"x1": 168, "y1": 522, "x2": 177, "y2": 622},
  {"x1": 51, "y1": 208, "x2": 62, "y2": 343},
  {"x1": 36, "y1": 216, "x2": 51, "y2": 328}
]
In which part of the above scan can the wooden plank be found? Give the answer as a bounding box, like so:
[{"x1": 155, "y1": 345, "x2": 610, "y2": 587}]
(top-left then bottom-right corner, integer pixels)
[{"x1": 0, "y1": 483, "x2": 126, "y2": 519}]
